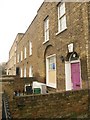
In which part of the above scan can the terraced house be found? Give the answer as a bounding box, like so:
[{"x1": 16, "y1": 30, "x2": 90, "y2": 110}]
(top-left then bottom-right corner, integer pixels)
[
  {"x1": 6, "y1": 2, "x2": 90, "y2": 92},
  {"x1": 6, "y1": 33, "x2": 24, "y2": 75}
]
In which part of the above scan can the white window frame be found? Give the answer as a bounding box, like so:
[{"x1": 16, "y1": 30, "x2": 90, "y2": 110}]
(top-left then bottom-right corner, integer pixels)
[
  {"x1": 58, "y1": 2, "x2": 67, "y2": 33},
  {"x1": 29, "y1": 65, "x2": 33, "y2": 77},
  {"x1": 29, "y1": 41, "x2": 32, "y2": 56},
  {"x1": 17, "y1": 53, "x2": 19, "y2": 63},
  {"x1": 21, "y1": 51, "x2": 23, "y2": 61},
  {"x1": 24, "y1": 47, "x2": 26, "y2": 59},
  {"x1": 20, "y1": 68, "x2": 23, "y2": 78},
  {"x1": 24, "y1": 66, "x2": 26, "y2": 77},
  {"x1": 44, "y1": 17, "x2": 49, "y2": 43}
]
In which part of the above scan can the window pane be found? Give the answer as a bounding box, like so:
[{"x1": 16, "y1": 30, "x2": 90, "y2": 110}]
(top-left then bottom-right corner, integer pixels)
[
  {"x1": 58, "y1": 3, "x2": 66, "y2": 32},
  {"x1": 30, "y1": 42, "x2": 32, "y2": 55},
  {"x1": 44, "y1": 17, "x2": 49, "y2": 42},
  {"x1": 47, "y1": 19, "x2": 49, "y2": 29},
  {"x1": 63, "y1": 15, "x2": 66, "y2": 29},
  {"x1": 46, "y1": 30, "x2": 49, "y2": 41},
  {"x1": 45, "y1": 32, "x2": 47, "y2": 41},
  {"x1": 44, "y1": 21, "x2": 47, "y2": 31},
  {"x1": 29, "y1": 65, "x2": 33, "y2": 77},
  {"x1": 49, "y1": 57, "x2": 55, "y2": 70},
  {"x1": 61, "y1": 15, "x2": 66, "y2": 30},
  {"x1": 60, "y1": 3, "x2": 65, "y2": 17},
  {"x1": 52, "y1": 63, "x2": 55, "y2": 69}
]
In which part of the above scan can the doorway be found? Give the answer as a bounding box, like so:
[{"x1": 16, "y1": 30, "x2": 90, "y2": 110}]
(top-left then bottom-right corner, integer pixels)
[
  {"x1": 65, "y1": 52, "x2": 82, "y2": 91},
  {"x1": 71, "y1": 62, "x2": 81, "y2": 90},
  {"x1": 46, "y1": 54, "x2": 56, "y2": 88}
]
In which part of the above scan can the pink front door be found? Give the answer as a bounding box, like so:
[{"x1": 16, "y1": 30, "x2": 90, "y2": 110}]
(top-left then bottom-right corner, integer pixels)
[{"x1": 71, "y1": 62, "x2": 81, "y2": 90}]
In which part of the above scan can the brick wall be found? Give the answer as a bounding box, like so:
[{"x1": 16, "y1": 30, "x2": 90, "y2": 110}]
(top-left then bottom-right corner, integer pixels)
[
  {"x1": 6, "y1": 2, "x2": 90, "y2": 92},
  {"x1": 6, "y1": 33, "x2": 24, "y2": 75},
  {"x1": 15, "y1": 2, "x2": 89, "y2": 92},
  {"x1": 11, "y1": 89, "x2": 88, "y2": 119}
]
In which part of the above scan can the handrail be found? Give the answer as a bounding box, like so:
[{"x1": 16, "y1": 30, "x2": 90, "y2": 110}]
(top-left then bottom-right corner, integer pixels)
[{"x1": 2, "y1": 93, "x2": 12, "y2": 119}]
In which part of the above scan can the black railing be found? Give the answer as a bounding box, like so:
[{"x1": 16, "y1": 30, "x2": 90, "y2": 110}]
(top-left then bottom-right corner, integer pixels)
[{"x1": 2, "y1": 93, "x2": 12, "y2": 120}]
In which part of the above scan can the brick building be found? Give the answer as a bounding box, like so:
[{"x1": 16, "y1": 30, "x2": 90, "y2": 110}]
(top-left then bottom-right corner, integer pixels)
[
  {"x1": 6, "y1": 33, "x2": 24, "y2": 75},
  {"x1": 7, "y1": 2, "x2": 90, "y2": 92}
]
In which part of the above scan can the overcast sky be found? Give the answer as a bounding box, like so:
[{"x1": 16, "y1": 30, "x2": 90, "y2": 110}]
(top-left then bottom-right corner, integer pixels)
[{"x1": 0, "y1": 0, "x2": 44, "y2": 63}]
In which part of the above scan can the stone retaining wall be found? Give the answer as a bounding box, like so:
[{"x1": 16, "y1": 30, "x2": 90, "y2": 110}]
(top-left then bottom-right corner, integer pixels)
[{"x1": 11, "y1": 89, "x2": 89, "y2": 119}]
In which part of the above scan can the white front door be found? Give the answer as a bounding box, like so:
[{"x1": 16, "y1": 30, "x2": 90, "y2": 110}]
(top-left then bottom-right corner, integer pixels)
[{"x1": 46, "y1": 54, "x2": 56, "y2": 88}]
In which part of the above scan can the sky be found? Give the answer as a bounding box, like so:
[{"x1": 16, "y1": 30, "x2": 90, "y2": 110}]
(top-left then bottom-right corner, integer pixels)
[{"x1": 0, "y1": 0, "x2": 44, "y2": 63}]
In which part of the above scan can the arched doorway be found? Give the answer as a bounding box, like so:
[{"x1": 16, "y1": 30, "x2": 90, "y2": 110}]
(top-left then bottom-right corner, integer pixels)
[
  {"x1": 44, "y1": 45, "x2": 56, "y2": 88},
  {"x1": 65, "y1": 52, "x2": 82, "y2": 91}
]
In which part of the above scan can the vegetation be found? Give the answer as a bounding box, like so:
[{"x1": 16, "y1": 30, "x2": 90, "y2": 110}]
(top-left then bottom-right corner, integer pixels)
[{"x1": 0, "y1": 62, "x2": 6, "y2": 75}]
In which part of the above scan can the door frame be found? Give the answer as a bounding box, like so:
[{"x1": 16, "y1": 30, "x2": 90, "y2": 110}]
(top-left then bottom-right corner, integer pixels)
[
  {"x1": 65, "y1": 60, "x2": 82, "y2": 91},
  {"x1": 46, "y1": 54, "x2": 57, "y2": 88},
  {"x1": 65, "y1": 61, "x2": 72, "y2": 91}
]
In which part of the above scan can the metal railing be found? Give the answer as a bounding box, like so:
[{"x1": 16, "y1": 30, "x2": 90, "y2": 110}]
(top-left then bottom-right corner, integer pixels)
[{"x1": 2, "y1": 93, "x2": 12, "y2": 120}]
